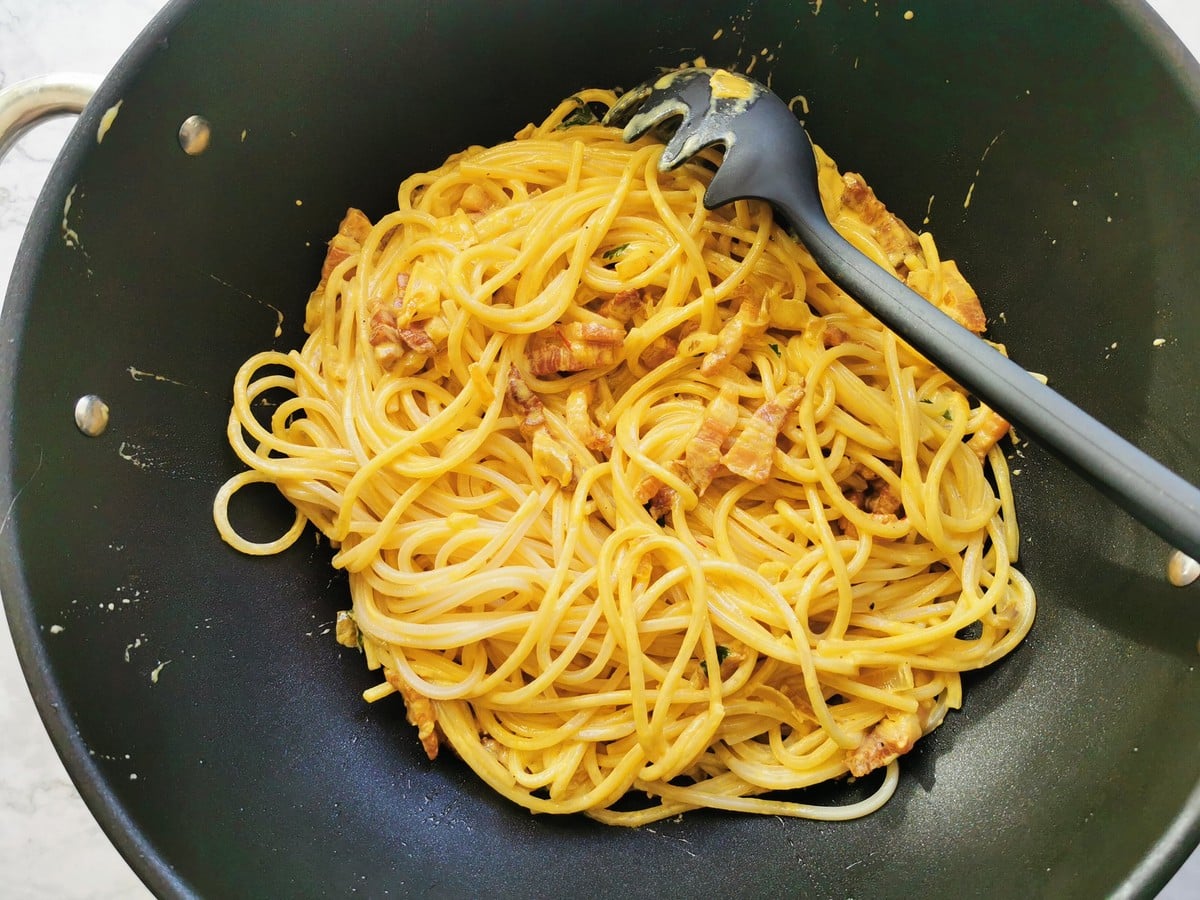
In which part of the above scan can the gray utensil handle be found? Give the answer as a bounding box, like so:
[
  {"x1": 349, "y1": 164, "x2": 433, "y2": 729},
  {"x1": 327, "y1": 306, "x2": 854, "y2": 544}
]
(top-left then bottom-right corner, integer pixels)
[{"x1": 792, "y1": 211, "x2": 1200, "y2": 562}]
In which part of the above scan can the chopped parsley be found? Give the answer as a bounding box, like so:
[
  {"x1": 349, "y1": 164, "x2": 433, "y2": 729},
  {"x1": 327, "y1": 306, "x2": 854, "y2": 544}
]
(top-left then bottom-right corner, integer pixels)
[
  {"x1": 920, "y1": 399, "x2": 952, "y2": 420},
  {"x1": 602, "y1": 243, "x2": 631, "y2": 260},
  {"x1": 558, "y1": 98, "x2": 599, "y2": 129},
  {"x1": 768, "y1": 342, "x2": 781, "y2": 357},
  {"x1": 699, "y1": 645, "x2": 732, "y2": 675}
]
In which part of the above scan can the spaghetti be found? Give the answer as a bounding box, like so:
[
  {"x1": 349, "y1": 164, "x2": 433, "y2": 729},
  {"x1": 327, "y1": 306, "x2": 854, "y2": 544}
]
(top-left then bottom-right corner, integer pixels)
[{"x1": 214, "y1": 88, "x2": 1035, "y2": 825}]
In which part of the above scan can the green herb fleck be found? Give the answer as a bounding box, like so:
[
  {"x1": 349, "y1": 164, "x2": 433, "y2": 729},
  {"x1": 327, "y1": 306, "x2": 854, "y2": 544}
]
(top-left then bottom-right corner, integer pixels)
[
  {"x1": 701, "y1": 644, "x2": 732, "y2": 675},
  {"x1": 602, "y1": 243, "x2": 631, "y2": 260},
  {"x1": 919, "y1": 399, "x2": 933, "y2": 405},
  {"x1": 942, "y1": 409, "x2": 953, "y2": 421},
  {"x1": 558, "y1": 98, "x2": 599, "y2": 129},
  {"x1": 768, "y1": 342, "x2": 781, "y2": 357}
]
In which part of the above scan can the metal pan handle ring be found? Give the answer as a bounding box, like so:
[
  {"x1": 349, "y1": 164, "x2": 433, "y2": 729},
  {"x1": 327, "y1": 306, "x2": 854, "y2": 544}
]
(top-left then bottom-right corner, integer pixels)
[{"x1": 0, "y1": 74, "x2": 101, "y2": 162}]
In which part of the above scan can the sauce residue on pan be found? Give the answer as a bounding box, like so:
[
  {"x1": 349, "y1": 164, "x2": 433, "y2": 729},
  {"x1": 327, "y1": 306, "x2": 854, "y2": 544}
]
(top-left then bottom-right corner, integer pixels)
[
  {"x1": 61, "y1": 185, "x2": 81, "y2": 249},
  {"x1": 96, "y1": 100, "x2": 123, "y2": 144},
  {"x1": 709, "y1": 68, "x2": 755, "y2": 101}
]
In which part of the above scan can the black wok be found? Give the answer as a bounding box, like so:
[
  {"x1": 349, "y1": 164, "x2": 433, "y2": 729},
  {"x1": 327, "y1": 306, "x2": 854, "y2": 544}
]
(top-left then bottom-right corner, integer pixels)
[{"x1": 2, "y1": 1, "x2": 1200, "y2": 897}]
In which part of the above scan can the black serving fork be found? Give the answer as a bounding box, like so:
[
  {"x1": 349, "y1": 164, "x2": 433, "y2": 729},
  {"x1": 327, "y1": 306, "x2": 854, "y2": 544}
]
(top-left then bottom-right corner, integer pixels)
[{"x1": 604, "y1": 67, "x2": 1200, "y2": 566}]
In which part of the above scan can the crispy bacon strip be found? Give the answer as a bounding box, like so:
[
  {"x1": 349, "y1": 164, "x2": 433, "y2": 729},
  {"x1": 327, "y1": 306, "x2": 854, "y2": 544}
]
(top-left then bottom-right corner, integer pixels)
[
  {"x1": 506, "y1": 368, "x2": 572, "y2": 485},
  {"x1": 684, "y1": 384, "x2": 741, "y2": 494},
  {"x1": 700, "y1": 294, "x2": 770, "y2": 376},
  {"x1": 966, "y1": 408, "x2": 1011, "y2": 459},
  {"x1": 837, "y1": 167, "x2": 989, "y2": 332},
  {"x1": 906, "y1": 259, "x2": 987, "y2": 334},
  {"x1": 721, "y1": 384, "x2": 805, "y2": 483},
  {"x1": 507, "y1": 368, "x2": 546, "y2": 439},
  {"x1": 641, "y1": 334, "x2": 679, "y2": 370},
  {"x1": 320, "y1": 208, "x2": 373, "y2": 285},
  {"x1": 634, "y1": 464, "x2": 682, "y2": 522},
  {"x1": 936, "y1": 260, "x2": 987, "y2": 333},
  {"x1": 368, "y1": 289, "x2": 405, "y2": 370},
  {"x1": 385, "y1": 668, "x2": 440, "y2": 761},
  {"x1": 397, "y1": 324, "x2": 436, "y2": 355},
  {"x1": 865, "y1": 480, "x2": 903, "y2": 517},
  {"x1": 845, "y1": 712, "x2": 922, "y2": 777},
  {"x1": 840, "y1": 173, "x2": 921, "y2": 271},
  {"x1": 645, "y1": 483, "x2": 677, "y2": 522},
  {"x1": 635, "y1": 475, "x2": 663, "y2": 505},
  {"x1": 839, "y1": 477, "x2": 904, "y2": 538},
  {"x1": 598, "y1": 288, "x2": 645, "y2": 323},
  {"x1": 822, "y1": 323, "x2": 849, "y2": 348},
  {"x1": 529, "y1": 322, "x2": 625, "y2": 376},
  {"x1": 367, "y1": 274, "x2": 447, "y2": 370},
  {"x1": 566, "y1": 383, "x2": 612, "y2": 453},
  {"x1": 306, "y1": 208, "x2": 374, "y2": 333}
]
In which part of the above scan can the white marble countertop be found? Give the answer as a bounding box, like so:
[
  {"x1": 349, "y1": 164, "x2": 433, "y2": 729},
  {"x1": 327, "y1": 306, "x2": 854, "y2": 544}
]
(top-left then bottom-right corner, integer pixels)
[{"x1": 2, "y1": 2, "x2": 1200, "y2": 897}]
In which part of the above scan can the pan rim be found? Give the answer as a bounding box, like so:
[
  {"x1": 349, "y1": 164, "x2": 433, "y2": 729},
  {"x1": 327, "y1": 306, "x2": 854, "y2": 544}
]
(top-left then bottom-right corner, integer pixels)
[
  {"x1": 0, "y1": 1, "x2": 1197, "y2": 897},
  {"x1": 0, "y1": 1, "x2": 201, "y2": 896}
]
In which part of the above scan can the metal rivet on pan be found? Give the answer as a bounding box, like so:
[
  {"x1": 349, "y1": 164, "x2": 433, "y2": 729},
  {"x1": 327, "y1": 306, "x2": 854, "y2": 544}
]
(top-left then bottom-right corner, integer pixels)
[
  {"x1": 1168, "y1": 549, "x2": 1200, "y2": 587},
  {"x1": 178, "y1": 115, "x2": 212, "y2": 155},
  {"x1": 74, "y1": 394, "x2": 110, "y2": 437}
]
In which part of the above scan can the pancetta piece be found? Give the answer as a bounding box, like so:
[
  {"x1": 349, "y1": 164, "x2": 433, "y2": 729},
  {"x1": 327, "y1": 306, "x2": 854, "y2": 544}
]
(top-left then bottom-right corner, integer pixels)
[
  {"x1": 700, "y1": 294, "x2": 770, "y2": 376},
  {"x1": 529, "y1": 322, "x2": 625, "y2": 376},
  {"x1": 598, "y1": 287, "x2": 645, "y2": 323},
  {"x1": 966, "y1": 408, "x2": 1011, "y2": 459},
  {"x1": 566, "y1": 383, "x2": 612, "y2": 453},
  {"x1": 721, "y1": 384, "x2": 805, "y2": 483},
  {"x1": 822, "y1": 323, "x2": 849, "y2": 348},
  {"x1": 906, "y1": 259, "x2": 988, "y2": 334},
  {"x1": 367, "y1": 274, "x2": 447, "y2": 370},
  {"x1": 306, "y1": 208, "x2": 374, "y2": 333},
  {"x1": 641, "y1": 334, "x2": 679, "y2": 370},
  {"x1": 684, "y1": 384, "x2": 741, "y2": 494},
  {"x1": 845, "y1": 712, "x2": 922, "y2": 777},
  {"x1": 319, "y1": 208, "x2": 373, "y2": 286},
  {"x1": 385, "y1": 668, "x2": 440, "y2": 761},
  {"x1": 839, "y1": 173, "x2": 921, "y2": 271},
  {"x1": 506, "y1": 368, "x2": 573, "y2": 485},
  {"x1": 839, "y1": 476, "x2": 904, "y2": 539}
]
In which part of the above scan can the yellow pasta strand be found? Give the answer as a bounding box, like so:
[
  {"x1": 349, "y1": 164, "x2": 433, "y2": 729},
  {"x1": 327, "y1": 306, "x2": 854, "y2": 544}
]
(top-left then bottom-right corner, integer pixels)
[{"x1": 213, "y1": 90, "x2": 1035, "y2": 825}]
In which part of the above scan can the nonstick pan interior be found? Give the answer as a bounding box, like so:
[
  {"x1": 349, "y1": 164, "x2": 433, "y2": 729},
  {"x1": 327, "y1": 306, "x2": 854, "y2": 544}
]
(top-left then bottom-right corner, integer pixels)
[{"x1": 2, "y1": 1, "x2": 1200, "y2": 897}]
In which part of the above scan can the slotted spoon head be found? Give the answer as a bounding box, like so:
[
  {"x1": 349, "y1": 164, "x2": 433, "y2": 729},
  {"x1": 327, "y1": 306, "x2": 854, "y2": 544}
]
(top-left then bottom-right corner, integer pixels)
[
  {"x1": 604, "y1": 66, "x2": 821, "y2": 212},
  {"x1": 604, "y1": 68, "x2": 1200, "y2": 560}
]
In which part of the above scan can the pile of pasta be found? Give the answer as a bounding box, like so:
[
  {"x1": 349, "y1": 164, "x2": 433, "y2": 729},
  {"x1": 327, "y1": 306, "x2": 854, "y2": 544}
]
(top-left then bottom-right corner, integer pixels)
[{"x1": 215, "y1": 88, "x2": 1035, "y2": 825}]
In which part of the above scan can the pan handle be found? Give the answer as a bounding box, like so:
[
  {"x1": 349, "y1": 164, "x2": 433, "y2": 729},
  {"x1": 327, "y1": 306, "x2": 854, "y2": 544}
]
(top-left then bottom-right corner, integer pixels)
[{"x1": 0, "y1": 73, "x2": 101, "y2": 162}]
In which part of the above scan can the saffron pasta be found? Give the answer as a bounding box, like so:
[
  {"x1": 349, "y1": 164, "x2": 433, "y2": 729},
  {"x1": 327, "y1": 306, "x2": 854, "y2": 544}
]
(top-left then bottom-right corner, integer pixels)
[{"x1": 214, "y1": 88, "x2": 1035, "y2": 825}]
